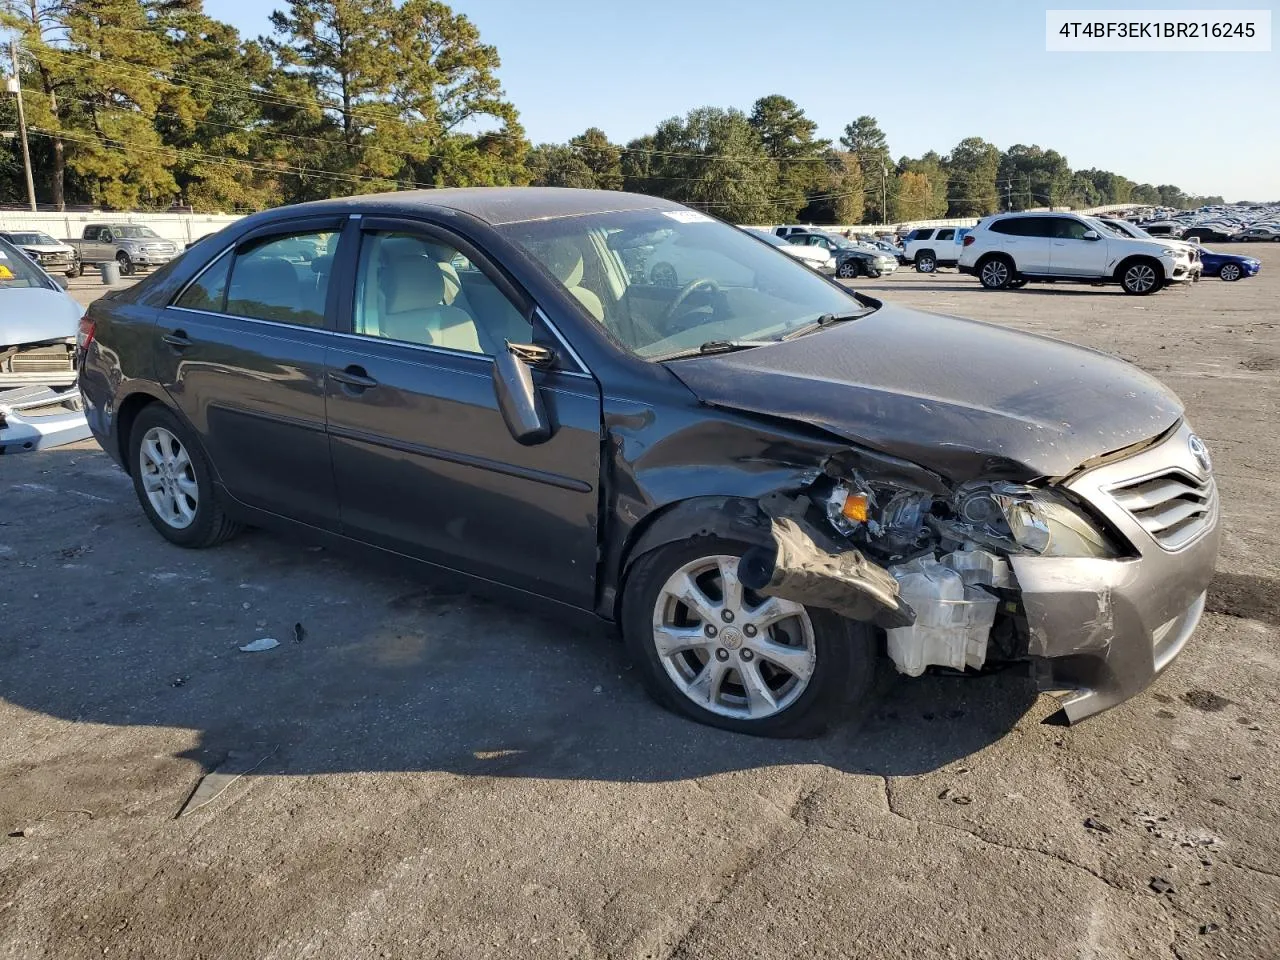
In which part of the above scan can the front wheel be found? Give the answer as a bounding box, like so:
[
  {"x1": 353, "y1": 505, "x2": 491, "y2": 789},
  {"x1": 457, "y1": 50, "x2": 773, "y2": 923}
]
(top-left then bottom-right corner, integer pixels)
[
  {"x1": 836, "y1": 260, "x2": 859, "y2": 279},
  {"x1": 116, "y1": 251, "x2": 135, "y2": 276},
  {"x1": 1219, "y1": 263, "x2": 1242, "y2": 281},
  {"x1": 621, "y1": 537, "x2": 876, "y2": 737},
  {"x1": 915, "y1": 252, "x2": 936, "y2": 273},
  {"x1": 1121, "y1": 260, "x2": 1162, "y2": 295}
]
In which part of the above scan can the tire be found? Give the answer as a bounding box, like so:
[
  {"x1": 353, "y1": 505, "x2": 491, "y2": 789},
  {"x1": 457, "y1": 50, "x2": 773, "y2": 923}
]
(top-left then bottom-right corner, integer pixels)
[
  {"x1": 1219, "y1": 263, "x2": 1242, "y2": 281},
  {"x1": 76, "y1": 261, "x2": 86, "y2": 277},
  {"x1": 1119, "y1": 258, "x2": 1162, "y2": 295},
  {"x1": 116, "y1": 251, "x2": 135, "y2": 277},
  {"x1": 66, "y1": 268, "x2": 78, "y2": 279},
  {"x1": 915, "y1": 251, "x2": 936, "y2": 273},
  {"x1": 836, "y1": 260, "x2": 860, "y2": 279},
  {"x1": 621, "y1": 536, "x2": 877, "y2": 738},
  {"x1": 978, "y1": 256, "x2": 1013, "y2": 290},
  {"x1": 128, "y1": 404, "x2": 242, "y2": 549}
]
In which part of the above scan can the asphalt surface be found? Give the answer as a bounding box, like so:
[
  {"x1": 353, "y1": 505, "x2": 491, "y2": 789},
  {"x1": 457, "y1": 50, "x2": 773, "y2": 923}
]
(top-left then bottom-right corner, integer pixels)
[{"x1": 4, "y1": 246, "x2": 1279, "y2": 959}]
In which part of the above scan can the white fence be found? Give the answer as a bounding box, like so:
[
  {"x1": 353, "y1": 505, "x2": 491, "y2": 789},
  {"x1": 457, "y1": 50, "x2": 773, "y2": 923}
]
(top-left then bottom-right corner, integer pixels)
[{"x1": 0, "y1": 210, "x2": 245, "y2": 245}]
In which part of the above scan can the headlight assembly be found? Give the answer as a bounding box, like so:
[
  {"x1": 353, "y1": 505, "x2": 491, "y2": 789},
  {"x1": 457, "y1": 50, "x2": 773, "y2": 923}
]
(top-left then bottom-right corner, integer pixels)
[{"x1": 943, "y1": 481, "x2": 1120, "y2": 558}]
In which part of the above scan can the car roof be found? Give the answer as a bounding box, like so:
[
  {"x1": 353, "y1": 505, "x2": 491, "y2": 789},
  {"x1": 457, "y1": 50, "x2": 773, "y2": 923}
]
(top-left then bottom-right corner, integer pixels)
[{"x1": 246, "y1": 187, "x2": 688, "y2": 227}]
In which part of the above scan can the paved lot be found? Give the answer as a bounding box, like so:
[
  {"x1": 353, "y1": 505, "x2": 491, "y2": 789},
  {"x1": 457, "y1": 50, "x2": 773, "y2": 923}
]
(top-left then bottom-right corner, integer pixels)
[{"x1": 4, "y1": 247, "x2": 1279, "y2": 959}]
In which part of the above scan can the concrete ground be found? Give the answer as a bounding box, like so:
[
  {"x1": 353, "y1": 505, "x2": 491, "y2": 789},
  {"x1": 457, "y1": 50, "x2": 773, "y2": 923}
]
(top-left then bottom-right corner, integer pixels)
[{"x1": 3, "y1": 246, "x2": 1279, "y2": 959}]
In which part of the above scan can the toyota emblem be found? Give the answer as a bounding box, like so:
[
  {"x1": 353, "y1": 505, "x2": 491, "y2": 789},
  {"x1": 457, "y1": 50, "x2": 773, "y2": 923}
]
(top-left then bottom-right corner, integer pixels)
[{"x1": 1188, "y1": 434, "x2": 1212, "y2": 475}]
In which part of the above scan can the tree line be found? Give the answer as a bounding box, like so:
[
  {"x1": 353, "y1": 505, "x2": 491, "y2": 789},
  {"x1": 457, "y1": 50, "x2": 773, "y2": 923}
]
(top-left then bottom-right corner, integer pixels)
[{"x1": 0, "y1": 0, "x2": 1224, "y2": 221}]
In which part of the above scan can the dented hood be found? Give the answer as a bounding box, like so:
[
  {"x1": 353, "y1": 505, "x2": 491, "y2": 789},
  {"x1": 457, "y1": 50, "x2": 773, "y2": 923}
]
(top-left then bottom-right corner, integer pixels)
[
  {"x1": 667, "y1": 303, "x2": 1183, "y2": 482},
  {"x1": 0, "y1": 288, "x2": 83, "y2": 346}
]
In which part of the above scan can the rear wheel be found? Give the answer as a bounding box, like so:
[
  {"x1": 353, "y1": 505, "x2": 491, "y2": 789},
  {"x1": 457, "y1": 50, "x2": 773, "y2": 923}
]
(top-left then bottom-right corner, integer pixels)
[
  {"x1": 128, "y1": 405, "x2": 242, "y2": 548},
  {"x1": 622, "y1": 537, "x2": 877, "y2": 738},
  {"x1": 1120, "y1": 259, "x2": 1162, "y2": 295},
  {"x1": 915, "y1": 251, "x2": 936, "y2": 273},
  {"x1": 978, "y1": 257, "x2": 1013, "y2": 289},
  {"x1": 1219, "y1": 263, "x2": 1242, "y2": 281}
]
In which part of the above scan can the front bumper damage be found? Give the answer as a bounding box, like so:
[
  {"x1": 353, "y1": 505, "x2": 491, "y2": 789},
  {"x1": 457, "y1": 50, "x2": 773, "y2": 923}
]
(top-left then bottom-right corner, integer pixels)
[
  {"x1": 0, "y1": 384, "x2": 91, "y2": 453},
  {"x1": 736, "y1": 421, "x2": 1219, "y2": 724}
]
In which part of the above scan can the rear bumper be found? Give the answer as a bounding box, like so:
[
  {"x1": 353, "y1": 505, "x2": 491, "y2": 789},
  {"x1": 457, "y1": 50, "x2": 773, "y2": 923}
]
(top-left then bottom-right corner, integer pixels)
[{"x1": 1017, "y1": 421, "x2": 1220, "y2": 723}]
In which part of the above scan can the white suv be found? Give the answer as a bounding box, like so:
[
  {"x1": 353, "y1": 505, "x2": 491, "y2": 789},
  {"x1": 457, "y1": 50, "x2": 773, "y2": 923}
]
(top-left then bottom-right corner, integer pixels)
[
  {"x1": 900, "y1": 226, "x2": 970, "y2": 272},
  {"x1": 958, "y1": 213, "x2": 1201, "y2": 295}
]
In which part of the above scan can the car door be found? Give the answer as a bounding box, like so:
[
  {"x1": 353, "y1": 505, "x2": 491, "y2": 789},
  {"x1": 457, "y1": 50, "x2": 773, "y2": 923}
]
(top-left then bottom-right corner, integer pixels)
[
  {"x1": 323, "y1": 217, "x2": 603, "y2": 607},
  {"x1": 84, "y1": 227, "x2": 108, "y2": 262},
  {"x1": 999, "y1": 216, "x2": 1055, "y2": 274},
  {"x1": 933, "y1": 228, "x2": 956, "y2": 262},
  {"x1": 156, "y1": 217, "x2": 345, "y2": 529},
  {"x1": 1048, "y1": 217, "x2": 1109, "y2": 276}
]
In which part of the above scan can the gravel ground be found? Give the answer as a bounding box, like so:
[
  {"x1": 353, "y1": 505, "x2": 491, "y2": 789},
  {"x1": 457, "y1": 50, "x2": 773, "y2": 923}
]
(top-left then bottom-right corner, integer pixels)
[{"x1": 3, "y1": 246, "x2": 1278, "y2": 959}]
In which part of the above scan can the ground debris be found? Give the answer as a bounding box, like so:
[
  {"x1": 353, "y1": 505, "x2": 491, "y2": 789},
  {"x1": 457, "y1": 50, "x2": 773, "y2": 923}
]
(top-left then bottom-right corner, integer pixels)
[
  {"x1": 1149, "y1": 877, "x2": 1175, "y2": 895},
  {"x1": 177, "y1": 746, "x2": 278, "y2": 818},
  {"x1": 239, "y1": 637, "x2": 279, "y2": 653},
  {"x1": 1084, "y1": 817, "x2": 1113, "y2": 834},
  {"x1": 1182, "y1": 689, "x2": 1232, "y2": 712}
]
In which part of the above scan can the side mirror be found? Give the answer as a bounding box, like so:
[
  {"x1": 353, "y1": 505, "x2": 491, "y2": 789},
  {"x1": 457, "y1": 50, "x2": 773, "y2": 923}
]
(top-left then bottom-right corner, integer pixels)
[
  {"x1": 1082, "y1": 230, "x2": 1100, "y2": 241},
  {"x1": 493, "y1": 342, "x2": 553, "y2": 445}
]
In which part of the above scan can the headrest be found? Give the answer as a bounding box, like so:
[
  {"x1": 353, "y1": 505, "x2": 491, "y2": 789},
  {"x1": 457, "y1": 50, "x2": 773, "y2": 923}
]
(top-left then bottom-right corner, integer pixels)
[
  {"x1": 385, "y1": 255, "x2": 446, "y2": 315},
  {"x1": 230, "y1": 256, "x2": 297, "y2": 301},
  {"x1": 543, "y1": 239, "x2": 584, "y2": 287}
]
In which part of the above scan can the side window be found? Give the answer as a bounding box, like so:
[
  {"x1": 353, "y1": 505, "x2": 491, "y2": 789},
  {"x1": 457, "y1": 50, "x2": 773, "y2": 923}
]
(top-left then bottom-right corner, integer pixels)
[
  {"x1": 990, "y1": 219, "x2": 1018, "y2": 235},
  {"x1": 353, "y1": 231, "x2": 531, "y2": 356},
  {"x1": 1053, "y1": 219, "x2": 1090, "y2": 240},
  {"x1": 225, "y1": 230, "x2": 337, "y2": 327},
  {"x1": 1021, "y1": 218, "x2": 1056, "y2": 238},
  {"x1": 175, "y1": 249, "x2": 231, "y2": 311},
  {"x1": 936, "y1": 229, "x2": 955, "y2": 241},
  {"x1": 912, "y1": 229, "x2": 934, "y2": 241}
]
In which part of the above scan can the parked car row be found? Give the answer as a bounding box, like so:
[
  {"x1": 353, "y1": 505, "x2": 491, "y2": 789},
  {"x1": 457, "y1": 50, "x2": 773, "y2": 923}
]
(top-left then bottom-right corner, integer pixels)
[{"x1": 1134, "y1": 201, "x2": 1280, "y2": 243}]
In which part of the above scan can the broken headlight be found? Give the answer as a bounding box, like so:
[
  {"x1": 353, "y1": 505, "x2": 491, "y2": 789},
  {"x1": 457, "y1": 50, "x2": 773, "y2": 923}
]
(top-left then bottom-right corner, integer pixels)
[{"x1": 943, "y1": 482, "x2": 1119, "y2": 558}]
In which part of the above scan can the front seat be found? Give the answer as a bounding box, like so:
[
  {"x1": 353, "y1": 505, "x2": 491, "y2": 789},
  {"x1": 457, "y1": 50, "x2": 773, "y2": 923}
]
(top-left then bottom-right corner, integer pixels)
[
  {"x1": 382, "y1": 255, "x2": 483, "y2": 354},
  {"x1": 543, "y1": 239, "x2": 604, "y2": 322}
]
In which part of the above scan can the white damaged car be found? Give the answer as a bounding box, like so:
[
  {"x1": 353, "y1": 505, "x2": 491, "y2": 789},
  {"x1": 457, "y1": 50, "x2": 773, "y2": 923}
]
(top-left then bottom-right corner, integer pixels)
[{"x1": 0, "y1": 235, "x2": 91, "y2": 453}]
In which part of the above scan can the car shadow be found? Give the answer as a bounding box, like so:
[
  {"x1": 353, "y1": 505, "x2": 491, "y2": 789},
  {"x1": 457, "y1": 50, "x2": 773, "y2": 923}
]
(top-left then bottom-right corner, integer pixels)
[{"x1": 1, "y1": 446, "x2": 1041, "y2": 788}]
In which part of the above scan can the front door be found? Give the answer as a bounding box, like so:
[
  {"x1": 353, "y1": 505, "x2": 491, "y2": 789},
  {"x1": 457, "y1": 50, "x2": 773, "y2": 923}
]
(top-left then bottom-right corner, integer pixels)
[
  {"x1": 324, "y1": 219, "x2": 603, "y2": 607},
  {"x1": 155, "y1": 218, "x2": 345, "y2": 529},
  {"x1": 1049, "y1": 218, "x2": 1110, "y2": 276}
]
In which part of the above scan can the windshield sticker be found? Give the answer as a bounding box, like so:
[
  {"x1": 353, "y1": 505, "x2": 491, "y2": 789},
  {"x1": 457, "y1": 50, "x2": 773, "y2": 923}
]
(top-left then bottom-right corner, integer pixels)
[
  {"x1": 663, "y1": 210, "x2": 714, "y2": 224},
  {"x1": 0, "y1": 264, "x2": 12, "y2": 279}
]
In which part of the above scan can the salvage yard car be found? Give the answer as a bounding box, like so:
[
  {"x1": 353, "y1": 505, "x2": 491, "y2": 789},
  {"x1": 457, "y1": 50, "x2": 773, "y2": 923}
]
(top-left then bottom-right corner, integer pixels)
[
  {"x1": 0, "y1": 230, "x2": 80, "y2": 278},
  {"x1": 0, "y1": 235, "x2": 91, "y2": 453},
  {"x1": 1197, "y1": 247, "x2": 1261, "y2": 282},
  {"x1": 79, "y1": 188, "x2": 1220, "y2": 736},
  {"x1": 959, "y1": 212, "x2": 1202, "y2": 294},
  {"x1": 69, "y1": 223, "x2": 180, "y2": 276}
]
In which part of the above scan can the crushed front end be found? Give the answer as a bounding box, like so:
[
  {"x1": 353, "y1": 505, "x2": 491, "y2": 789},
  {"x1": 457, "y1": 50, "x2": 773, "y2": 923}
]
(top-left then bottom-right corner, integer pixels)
[{"x1": 741, "y1": 420, "x2": 1220, "y2": 724}]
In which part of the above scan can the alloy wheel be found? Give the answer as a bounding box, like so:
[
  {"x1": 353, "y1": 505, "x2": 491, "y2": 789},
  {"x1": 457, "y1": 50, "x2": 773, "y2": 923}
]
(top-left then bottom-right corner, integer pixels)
[
  {"x1": 980, "y1": 260, "x2": 1010, "y2": 288},
  {"x1": 1220, "y1": 263, "x2": 1241, "y2": 281},
  {"x1": 837, "y1": 261, "x2": 858, "y2": 279},
  {"x1": 1124, "y1": 263, "x2": 1157, "y2": 293},
  {"x1": 138, "y1": 426, "x2": 198, "y2": 529},
  {"x1": 916, "y1": 255, "x2": 936, "y2": 273},
  {"x1": 651, "y1": 555, "x2": 816, "y2": 720}
]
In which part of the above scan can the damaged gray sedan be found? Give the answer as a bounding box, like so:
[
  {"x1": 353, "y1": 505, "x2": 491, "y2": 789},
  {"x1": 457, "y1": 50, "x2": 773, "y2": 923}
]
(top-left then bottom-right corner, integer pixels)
[{"x1": 79, "y1": 188, "x2": 1219, "y2": 736}]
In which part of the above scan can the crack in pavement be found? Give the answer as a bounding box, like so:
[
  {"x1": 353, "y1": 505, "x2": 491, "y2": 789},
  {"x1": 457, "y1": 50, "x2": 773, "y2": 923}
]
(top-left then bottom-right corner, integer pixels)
[
  {"x1": 660, "y1": 785, "x2": 822, "y2": 960},
  {"x1": 879, "y1": 776, "x2": 1130, "y2": 895}
]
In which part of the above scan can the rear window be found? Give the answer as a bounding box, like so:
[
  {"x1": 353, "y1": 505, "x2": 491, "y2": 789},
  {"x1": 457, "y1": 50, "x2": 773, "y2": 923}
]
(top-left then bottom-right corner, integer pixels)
[
  {"x1": 936, "y1": 229, "x2": 955, "y2": 241},
  {"x1": 989, "y1": 218, "x2": 1025, "y2": 236},
  {"x1": 910, "y1": 229, "x2": 934, "y2": 241}
]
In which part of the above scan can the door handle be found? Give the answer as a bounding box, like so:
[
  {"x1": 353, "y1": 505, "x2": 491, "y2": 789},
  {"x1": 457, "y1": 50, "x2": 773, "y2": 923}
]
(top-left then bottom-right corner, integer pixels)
[
  {"x1": 162, "y1": 331, "x2": 192, "y2": 349},
  {"x1": 329, "y1": 366, "x2": 378, "y2": 390}
]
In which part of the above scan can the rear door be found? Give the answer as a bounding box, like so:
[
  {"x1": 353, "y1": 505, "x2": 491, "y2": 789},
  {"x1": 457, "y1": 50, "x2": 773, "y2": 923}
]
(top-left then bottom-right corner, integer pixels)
[
  {"x1": 934, "y1": 228, "x2": 957, "y2": 262},
  {"x1": 995, "y1": 216, "x2": 1055, "y2": 274},
  {"x1": 156, "y1": 216, "x2": 345, "y2": 529},
  {"x1": 323, "y1": 216, "x2": 603, "y2": 607}
]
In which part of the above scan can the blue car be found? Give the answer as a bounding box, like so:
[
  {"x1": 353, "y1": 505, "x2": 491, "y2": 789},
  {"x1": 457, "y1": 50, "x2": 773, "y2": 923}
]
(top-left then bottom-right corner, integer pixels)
[{"x1": 1198, "y1": 248, "x2": 1261, "y2": 281}]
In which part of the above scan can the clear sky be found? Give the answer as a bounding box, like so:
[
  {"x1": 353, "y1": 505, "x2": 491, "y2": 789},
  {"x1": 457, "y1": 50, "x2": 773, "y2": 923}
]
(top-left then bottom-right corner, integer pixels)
[{"x1": 205, "y1": 0, "x2": 1280, "y2": 201}]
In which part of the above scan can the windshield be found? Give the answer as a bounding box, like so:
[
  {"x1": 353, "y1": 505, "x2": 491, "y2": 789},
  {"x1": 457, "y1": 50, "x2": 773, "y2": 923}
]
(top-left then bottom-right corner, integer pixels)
[
  {"x1": 501, "y1": 209, "x2": 871, "y2": 359},
  {"x1": 111, "y1": 225, "x2": 161, "y2": 239},
  {"x1": 0, "y1": 238, "x2": 56, "y2": 289},
  {"x1": 6, "y1": 232, "x2": 58, "y2": 245}
]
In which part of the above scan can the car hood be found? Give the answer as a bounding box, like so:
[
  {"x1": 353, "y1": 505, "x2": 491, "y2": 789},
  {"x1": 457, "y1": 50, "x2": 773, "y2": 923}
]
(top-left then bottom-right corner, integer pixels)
[
  {"x1": 666, "y1": 303, "x2": 1184, "y2": 482},
  {"x1": 21, "y1": 243, "x2": 73, "y2": 252},
  {"x1": 0, "y1": 288, "x2": 83, "y2": 345}
]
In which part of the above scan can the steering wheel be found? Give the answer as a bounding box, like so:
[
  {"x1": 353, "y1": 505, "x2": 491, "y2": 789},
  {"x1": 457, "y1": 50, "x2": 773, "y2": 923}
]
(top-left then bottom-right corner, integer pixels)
[{"x1": 661, "y1": 277, "x2": 721, "y2": 327}]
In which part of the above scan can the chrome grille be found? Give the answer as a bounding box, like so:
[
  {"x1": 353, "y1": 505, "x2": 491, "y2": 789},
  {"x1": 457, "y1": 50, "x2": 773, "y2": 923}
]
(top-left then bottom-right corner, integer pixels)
[
  {"x1": 7, "y1": 344, "x2": 74, "y2": 373},
  {"x1": 1111, "y1": 469, "x2": 1215, "y2": 550}
]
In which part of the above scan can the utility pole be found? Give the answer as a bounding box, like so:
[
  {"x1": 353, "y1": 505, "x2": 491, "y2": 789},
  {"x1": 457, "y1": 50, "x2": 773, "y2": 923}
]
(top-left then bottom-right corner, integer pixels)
[
  {"x1": 880, "y1": 163, "x2": 888, "y2": 225},
  {"x1": 7, "y1": 40, "x2": 37, "y2": 211}
]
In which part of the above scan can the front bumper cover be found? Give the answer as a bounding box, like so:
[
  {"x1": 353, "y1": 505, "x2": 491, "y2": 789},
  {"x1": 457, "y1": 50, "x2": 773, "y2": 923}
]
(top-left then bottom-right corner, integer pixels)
[
  {"x1": 1018, "y1": 421, "x2": 1220, "y2": 723},
  {"x1": 0, "y1": 385, "x2": 91, "y2": 453}
]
